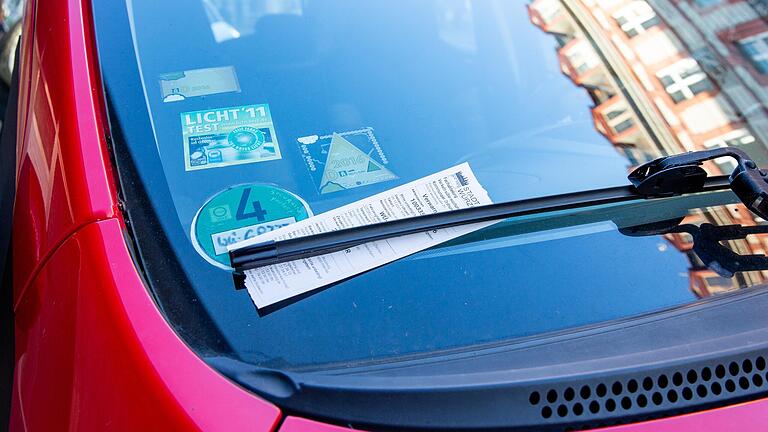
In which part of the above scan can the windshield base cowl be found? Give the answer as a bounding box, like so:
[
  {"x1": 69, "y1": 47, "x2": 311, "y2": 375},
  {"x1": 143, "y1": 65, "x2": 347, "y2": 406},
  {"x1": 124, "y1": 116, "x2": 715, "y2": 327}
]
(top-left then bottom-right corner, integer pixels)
[{"x1": 209, "y1": 287, "x2": 768, "y2": 430}]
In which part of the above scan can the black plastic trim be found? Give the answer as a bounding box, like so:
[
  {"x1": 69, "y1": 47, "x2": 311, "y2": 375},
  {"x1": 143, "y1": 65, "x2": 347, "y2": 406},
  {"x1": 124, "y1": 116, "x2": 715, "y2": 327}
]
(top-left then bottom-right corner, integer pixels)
[
  {"x1": 0, "y1": 36, "x2": 20, "y2": 431},
  {"x1": 213, "y1": 287, "x2": 768, "y2": 430}
]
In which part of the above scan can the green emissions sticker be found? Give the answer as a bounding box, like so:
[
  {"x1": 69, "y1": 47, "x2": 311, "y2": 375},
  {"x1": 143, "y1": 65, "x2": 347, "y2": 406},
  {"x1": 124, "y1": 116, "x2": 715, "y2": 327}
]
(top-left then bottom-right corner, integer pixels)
[
  {"x1": 191, "y1": 184, "x2": 312, "y2": 268},
  {"x1": 181, "y1": 104, "x2": 282, "y2": 171}
]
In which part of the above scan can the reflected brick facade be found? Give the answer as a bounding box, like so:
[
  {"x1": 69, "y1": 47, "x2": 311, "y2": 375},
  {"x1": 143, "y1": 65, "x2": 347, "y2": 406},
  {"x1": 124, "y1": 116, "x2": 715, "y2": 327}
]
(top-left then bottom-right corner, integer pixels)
[{"x1": 529, "y1": 0, "x2": 768, "y2": 296}]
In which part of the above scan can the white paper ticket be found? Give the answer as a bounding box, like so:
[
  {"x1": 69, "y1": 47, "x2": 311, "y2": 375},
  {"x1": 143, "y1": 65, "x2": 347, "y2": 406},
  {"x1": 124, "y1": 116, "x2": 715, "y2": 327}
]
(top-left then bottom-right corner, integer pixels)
[{"x1": 229, "y1": 162, "x2": 495, "y2": 308}]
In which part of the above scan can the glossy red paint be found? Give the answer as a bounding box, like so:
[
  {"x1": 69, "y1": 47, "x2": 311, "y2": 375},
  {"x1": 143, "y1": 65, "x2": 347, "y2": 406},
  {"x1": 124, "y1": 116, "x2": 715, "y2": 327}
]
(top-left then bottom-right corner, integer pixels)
[
  {"x1": 11, "y1": 0, "x2": 118, "y2": 307},
  {"x1": 12, "y1": 220, "x2": 280, "y2": 430},
  {"x1": 10, "y1": 0, "x2": 280, "y2": 430},
  {"x1": 596, "y1": 398, "x2": 768, "y2": 431},
  {"x1": 279, "y1": 417, "x2": 354, "y2": 432},
  {"x1": 278, "y1": 396, "x2": 768, "y2": 432},
  {"x1": 9, "y1": 0, "x2": 768, "y2": 430}
]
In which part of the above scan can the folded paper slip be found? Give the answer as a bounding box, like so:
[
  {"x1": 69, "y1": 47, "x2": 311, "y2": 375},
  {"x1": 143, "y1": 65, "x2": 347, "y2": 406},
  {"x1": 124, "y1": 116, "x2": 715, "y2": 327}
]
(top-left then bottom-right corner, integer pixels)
[{"x1": 229, "y1": 162, "x2": 496, "y2": 309}]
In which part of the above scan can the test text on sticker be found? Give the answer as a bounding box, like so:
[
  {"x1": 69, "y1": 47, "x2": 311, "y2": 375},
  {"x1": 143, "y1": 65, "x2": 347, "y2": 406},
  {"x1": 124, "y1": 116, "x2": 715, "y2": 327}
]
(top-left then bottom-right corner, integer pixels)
[{"x1": 183, "y1": 106, "x2": 267, "y2": 134}]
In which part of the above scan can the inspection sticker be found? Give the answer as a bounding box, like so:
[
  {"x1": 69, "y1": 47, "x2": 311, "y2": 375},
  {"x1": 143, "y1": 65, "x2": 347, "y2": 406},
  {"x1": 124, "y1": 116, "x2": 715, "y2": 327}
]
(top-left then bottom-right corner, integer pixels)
[
  {"x1": 229, "y1": 162, "x2": 495, "y2": 309},
  {"x1": 192, "y1": 184, "x2": 312, "y2": 269},
  {"x1": 181, "y1": 104, "x2": 282, "y2": 171},
  {"x1": 297, "y1": 127, "x2": 397, "y2": 194}
]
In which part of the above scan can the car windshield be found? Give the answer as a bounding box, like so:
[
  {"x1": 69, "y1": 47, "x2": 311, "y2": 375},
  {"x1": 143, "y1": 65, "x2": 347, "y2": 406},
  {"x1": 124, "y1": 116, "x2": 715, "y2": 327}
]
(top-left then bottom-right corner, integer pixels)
[{"x1": 95, "y1": 0, "x2": 768, "y2": 369}]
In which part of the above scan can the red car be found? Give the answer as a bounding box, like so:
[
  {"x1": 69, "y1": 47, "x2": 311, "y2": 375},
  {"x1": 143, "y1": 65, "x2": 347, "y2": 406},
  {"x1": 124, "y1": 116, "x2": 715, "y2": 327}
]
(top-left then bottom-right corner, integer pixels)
[{"x1": 6, "y1": 0, "x2": 768, "y2": 430}]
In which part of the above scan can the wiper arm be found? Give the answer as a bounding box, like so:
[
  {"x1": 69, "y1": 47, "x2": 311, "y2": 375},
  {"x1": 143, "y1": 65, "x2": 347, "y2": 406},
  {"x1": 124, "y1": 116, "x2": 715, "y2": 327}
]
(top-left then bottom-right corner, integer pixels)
[{"x1": 230, "y1": 147, "x2": 766, "y2": 272}]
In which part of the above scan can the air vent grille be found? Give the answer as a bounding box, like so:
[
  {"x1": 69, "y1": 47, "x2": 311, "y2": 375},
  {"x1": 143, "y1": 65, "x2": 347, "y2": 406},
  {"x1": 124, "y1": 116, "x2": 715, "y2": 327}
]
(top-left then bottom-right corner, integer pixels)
[{"x1": 528, "y1": 355, "x2": 768, "y2": 423}]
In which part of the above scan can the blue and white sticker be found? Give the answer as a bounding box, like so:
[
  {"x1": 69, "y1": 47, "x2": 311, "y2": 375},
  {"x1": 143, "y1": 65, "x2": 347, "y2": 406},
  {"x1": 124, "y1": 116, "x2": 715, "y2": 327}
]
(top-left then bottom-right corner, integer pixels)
[
  {"x1": 160, "y1": 66, "x2": 240, "y2": 102},
  {"x1": 181, "y1": 104, "x2": 282, "y2": 171}
]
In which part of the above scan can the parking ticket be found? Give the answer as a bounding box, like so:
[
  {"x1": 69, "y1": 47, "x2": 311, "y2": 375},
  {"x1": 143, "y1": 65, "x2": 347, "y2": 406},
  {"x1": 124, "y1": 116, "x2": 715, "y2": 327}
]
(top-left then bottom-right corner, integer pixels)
[{"x1": 229, "y1": 162, "x2": 496, "y2": 309}]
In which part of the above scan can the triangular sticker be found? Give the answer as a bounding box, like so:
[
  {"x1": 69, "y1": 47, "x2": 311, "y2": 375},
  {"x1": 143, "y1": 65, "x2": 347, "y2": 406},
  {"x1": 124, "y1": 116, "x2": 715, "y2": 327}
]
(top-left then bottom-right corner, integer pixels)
[{"x1": 319, "y1": 133, "x2": 397, "y2": 194}]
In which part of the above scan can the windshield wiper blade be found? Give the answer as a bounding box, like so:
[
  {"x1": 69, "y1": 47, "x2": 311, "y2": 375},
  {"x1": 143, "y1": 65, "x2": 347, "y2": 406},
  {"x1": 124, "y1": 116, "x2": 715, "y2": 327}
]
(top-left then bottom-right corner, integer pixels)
[{"x1": 230, "y1": 147, "x2": 766, "y2": 273}]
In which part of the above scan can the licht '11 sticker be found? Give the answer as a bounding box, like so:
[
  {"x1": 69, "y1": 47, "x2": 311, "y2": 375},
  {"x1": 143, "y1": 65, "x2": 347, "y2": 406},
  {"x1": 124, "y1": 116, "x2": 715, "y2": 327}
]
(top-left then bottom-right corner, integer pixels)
[{"x1": 181, "y1": 104, "x2": 282, "y2": 171}]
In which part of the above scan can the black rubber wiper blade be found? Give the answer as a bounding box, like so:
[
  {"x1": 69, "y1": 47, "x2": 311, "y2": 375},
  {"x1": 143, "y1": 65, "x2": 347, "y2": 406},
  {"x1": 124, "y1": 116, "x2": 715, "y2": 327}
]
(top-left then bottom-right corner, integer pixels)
[
  {"x1": 230, "y1": 147, "x2": 768, "y2": 273},
  {"x1": 229, "y1": 179, "x2": 728, "y2": 273}
]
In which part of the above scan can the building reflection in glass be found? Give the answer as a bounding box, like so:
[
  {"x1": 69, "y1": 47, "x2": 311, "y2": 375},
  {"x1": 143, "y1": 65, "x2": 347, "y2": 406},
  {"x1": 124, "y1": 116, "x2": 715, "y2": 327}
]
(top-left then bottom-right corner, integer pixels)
[{"x1": 528, "y1": 0, "x2": 768, "y2": 297}]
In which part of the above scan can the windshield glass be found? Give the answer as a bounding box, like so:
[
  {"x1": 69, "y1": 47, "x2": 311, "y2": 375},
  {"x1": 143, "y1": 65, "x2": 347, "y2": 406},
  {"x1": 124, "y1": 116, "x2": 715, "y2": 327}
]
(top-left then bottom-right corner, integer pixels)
[{"x1": 96, "y1": 0, "x2": 768, "y2": 369}]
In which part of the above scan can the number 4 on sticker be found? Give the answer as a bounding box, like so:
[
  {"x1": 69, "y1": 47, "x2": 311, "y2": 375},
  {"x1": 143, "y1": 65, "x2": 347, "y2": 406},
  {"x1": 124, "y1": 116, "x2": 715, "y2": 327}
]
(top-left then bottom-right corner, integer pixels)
[{"x1": 236, "y1": 187, "x2": 268, "y2": 221}]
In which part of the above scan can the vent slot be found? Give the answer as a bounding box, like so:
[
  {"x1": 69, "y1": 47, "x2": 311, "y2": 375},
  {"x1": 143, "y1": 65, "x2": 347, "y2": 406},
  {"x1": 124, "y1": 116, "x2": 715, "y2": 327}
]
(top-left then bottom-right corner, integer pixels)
[{"x1": 528, "y1": 354, "x2": 768, "y2": 424}]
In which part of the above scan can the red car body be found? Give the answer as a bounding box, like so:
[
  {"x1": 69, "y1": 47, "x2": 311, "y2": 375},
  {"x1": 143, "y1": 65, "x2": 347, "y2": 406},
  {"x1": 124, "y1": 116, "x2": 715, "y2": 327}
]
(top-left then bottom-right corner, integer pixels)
[{"x1": 8, "y1": 0, "x2": 768, "y2": 430}]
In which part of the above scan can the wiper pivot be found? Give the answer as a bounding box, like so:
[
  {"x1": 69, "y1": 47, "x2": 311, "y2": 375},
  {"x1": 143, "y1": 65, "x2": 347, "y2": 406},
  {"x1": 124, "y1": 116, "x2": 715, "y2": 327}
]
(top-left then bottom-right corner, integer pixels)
[{"x1": 629, "y1": 147, "x2": 768, "y2": 219}]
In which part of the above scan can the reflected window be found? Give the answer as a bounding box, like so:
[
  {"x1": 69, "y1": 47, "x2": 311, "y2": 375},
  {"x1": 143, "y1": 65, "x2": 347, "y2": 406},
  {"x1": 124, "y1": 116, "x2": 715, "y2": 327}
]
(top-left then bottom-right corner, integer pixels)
[
  {"x1": 704, "y1": 129, "x2": 757, "y2": 173},
  {"x1": 738, "y1": 32, "x2": 768, "y2": 74},
  {"x1": 613, "y1": 1, "x2": 661, "y2": 38},
  {"x1": 656, "y1": 58, "x2": 713, "y2": 103},
  {"x1": 704, "y1": 275, "x2": 735, "y2": 288},
  {"x1": 566, "y1": 40, "x2": 600, "y2": 74},
  {"x1": 554, "y1": 33, "x2": 573, "y2": 48},
  {"x1": 604, "y1": 105, "x2": 635, "y2": 134}
]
